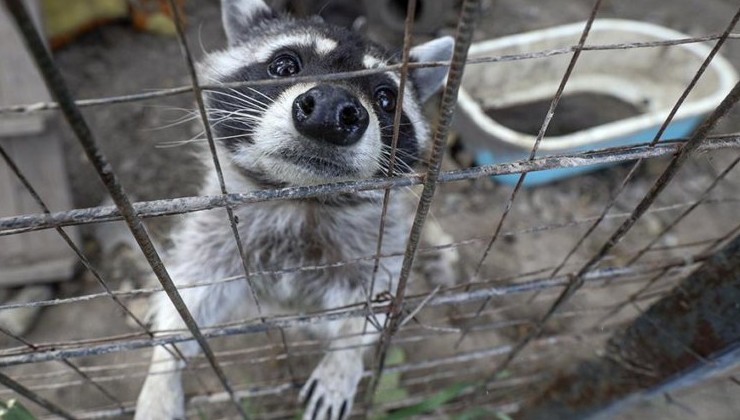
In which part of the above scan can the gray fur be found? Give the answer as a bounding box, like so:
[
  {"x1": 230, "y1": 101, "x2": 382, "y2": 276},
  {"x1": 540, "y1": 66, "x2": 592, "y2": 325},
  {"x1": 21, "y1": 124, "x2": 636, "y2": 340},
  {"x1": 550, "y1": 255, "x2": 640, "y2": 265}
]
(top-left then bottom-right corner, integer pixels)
[
  {"x1": 135, "y1": 1, "x2": 453, "y2": 419},
  {"x1": 410, "y1": 36, "x2": 455, "y2": 102}
]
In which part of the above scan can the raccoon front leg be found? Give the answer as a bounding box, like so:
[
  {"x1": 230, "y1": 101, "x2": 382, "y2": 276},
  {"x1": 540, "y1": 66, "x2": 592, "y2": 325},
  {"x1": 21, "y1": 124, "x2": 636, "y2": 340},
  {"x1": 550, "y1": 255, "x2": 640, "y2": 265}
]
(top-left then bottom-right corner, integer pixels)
[
  {"x1": 135, "y1": 280, "x2": 252, "y2": 420},
  {"x1": 419, "y1": 217, "x2": 460, "y2": 288},
  {"x1": 299, "y1": 315, "x2": 386, "y2": 420}
]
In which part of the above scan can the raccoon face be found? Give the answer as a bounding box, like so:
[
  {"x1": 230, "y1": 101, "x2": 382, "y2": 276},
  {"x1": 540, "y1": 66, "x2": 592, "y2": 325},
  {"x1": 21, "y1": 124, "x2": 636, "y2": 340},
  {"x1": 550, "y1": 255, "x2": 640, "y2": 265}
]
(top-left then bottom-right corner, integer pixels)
[{"x1": 199, "y1": 0, "x2": 453, "y2": 186}]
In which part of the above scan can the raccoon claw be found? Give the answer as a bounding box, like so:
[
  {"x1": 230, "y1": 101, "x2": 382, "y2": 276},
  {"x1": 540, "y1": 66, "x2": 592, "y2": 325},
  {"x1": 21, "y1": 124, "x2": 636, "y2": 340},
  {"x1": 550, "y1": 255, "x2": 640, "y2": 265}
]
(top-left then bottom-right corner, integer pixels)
[{"x1": 299, "y1": 355, "x2": 361, "y2": 420}]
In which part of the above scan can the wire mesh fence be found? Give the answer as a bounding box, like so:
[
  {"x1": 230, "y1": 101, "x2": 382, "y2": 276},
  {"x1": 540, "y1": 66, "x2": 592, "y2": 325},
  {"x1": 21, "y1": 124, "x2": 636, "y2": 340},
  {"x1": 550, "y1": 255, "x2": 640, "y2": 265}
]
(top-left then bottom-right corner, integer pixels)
[{"x1": 0, "y1": 0, "x2": 739, "y2": 419}]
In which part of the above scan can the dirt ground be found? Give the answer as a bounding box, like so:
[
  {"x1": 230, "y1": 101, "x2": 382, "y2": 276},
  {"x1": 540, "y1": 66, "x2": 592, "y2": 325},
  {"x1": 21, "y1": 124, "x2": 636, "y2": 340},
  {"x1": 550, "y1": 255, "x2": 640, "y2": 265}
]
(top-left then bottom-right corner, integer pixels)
[{"x1": 1, "y1": 0, "x2": 739, "y2": 418}]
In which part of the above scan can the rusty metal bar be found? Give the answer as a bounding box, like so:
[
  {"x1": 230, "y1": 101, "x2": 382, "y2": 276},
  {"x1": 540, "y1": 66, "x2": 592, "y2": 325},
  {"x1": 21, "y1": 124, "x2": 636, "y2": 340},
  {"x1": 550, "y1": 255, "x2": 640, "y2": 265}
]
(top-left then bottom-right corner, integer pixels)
[
  {"x1": 0, "y1": 141, "x2": 168, "y2": 346},
  {"x1": 456, "y1": 0, "x2": 605, "y2": 348},
  {"x1": 1, "y1": 0, "x2": 244, "y2": 416},
  {"x1": 0, "y1": 370, "x2": 76, "y2": 419},
  {"x1": 0, "y1": 231, "x2": 716, "y2": 314},
  {"x1": 364, "y1": 0, "x2": 483, "y2": 407},
  {"x1": 166, "y1": 0, "x2": 294, "y2": 396},
  {"x1": 0, "y1": 250, "x2": 702, "y2": 368},
  {"x1": 474, "y1": 0, "x2": 605, "y2": 270},
  {"x1": 2, "y1": 136, "x2": 739, "y2": 236},
  {"x1": 518, "y1": 234, "x2": 740, "y2": 420},
  {"x1": 366, "y1": 0, "x2": 418, "y2": 333},
  {"x1": 626, "y1": 155, "x2": 740, "y2": 265},
  {"x1": 4, "y1": 34, "x2": 740, "y2": 116}
]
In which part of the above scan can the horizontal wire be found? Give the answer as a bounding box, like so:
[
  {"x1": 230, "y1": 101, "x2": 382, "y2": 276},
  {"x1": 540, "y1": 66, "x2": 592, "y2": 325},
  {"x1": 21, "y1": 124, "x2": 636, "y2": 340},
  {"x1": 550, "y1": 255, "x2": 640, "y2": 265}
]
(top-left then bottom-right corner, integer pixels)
[
  {"x1": 0, "y1": 238, "x2": 696, "y2": 340},
  {"x1": 1, "y1": 135, "x2": 738, "y2": 236},
  {"x1": 0, "y1": 267, "x2": 676, "y2": 379},
  {"x1": 0, "y1": 187, "x2": 728, "y2": 314},
  {"x1": 1, "y1": 32, "x2": 738, "y2": 115},
  {"x1": 0, "y1": 250, "x2": 697, "y2": 354},
  {"x1": 0, "y1": 299, "x2": 658, "y2": 395},
  {"x1": 0, "y1": 253, "x2": 703, "y2": 367},
  {"x1": 36, "y1": 334, "x2": 582, "y2": 420}
]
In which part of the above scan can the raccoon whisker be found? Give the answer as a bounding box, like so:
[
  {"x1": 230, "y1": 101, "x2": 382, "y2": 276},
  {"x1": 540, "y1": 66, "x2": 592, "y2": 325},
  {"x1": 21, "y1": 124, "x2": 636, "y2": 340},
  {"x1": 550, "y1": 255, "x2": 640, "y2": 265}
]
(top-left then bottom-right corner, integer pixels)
[
  {"x1": 209, "y1": 90, "x2": 270, "y2": 111},
  {"x1": 196, "y1": 22, "x2": 209, "y2": 57},
  {"x1": 380, "y1": 143, "x2": 418, "y2": 157},
  {"x1": 224, "y1": 115, "x2": 262, "y2": 125},
  {"x1": 203, "y1": 107, "x2": 264, "y2": 124},
  {"x1": 145, "y1": 104, "x2": 201, "y2": 115},
  {"x1": 396, "y1": 185, "x2": 421, "y2": 201},
  {"x1": 156, "y1": 138, "x2": 209, "y2": 148},
  {"x1": 155, "y1": 129, "x2": 212, "y2": 148},
  {"x1": 379, "y1": 146, "x2": 418, "y2": 165},
  {"x1": 206, "y1": 99, "x2": 266, "y2": 116},
  {"x1": 159, "y1": 129, "x2": 257, "y2": 148},
  {"x1": 141, "y1": 106, "x2": 205, "y2": 130},
  {"x1": 230, "y1": 111, "x2": 264, "y2": 121},
  {"x1": 246, "y1": 87, "x2": 275, "y2": 104},
  {"x1": 202, "y1": 115, "x2": 257, "y2": 133},
  {"x1": 203, "y1": 107, "x2": 260, "y2": 120},
  {"x1": 146, "y1": 114, "x2": 202, "y2": 131},
  {"x1": 382, "y1": 163, "x2": 415, "y2": 177},
  {"x1": 372, "y1": 153, "x2": 407, "y2": 177},
  {"x1": 216, "y1": 122, "x2": 257, "y2": 133},
  {"x1": 378, "y1": 152, "x2": 416, "y2": 176},
  {"x1": 213, "y1": 133, "x2": 256, "y2": 141},
  {"x1": 206, "y1": 99, "x2": 267, "y2": 116},
  {"x1": 378, "y1": 122, "x2": 415, "y2": 131},
  {"x1": 204, "y1": 114, "x2": 249, "y2": 127},
  {"x1": 228, "y1": 87, "x2": 274, "y2": 108},
  {"x1": 224, "y1": 88, "x2": 271, "y2": 109},
  {"x1": 156, "y1": 141, "x2": 196, "y2": 149}
]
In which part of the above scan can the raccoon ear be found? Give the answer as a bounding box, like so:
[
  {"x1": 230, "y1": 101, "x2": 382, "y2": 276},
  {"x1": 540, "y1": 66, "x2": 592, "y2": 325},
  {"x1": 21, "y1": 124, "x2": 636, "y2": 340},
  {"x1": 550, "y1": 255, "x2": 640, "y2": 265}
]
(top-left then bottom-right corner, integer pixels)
[
  {"x1": 221, "y1": 0, "x2": 276, "y2": 45},
  {"x1": 409, "y1": 36, "x2": 454, "y2": 102}
]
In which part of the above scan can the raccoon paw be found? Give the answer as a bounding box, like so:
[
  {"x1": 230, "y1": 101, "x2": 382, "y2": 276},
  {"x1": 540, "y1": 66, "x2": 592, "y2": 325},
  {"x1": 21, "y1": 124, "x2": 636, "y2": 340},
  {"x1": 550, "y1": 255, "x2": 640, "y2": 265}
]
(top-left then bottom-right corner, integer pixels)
[
  {"x1": 134, "y1": 394, "x2": 184, "y2": 420},
  {"x1": 418, "y1": 248, "x2": 461, "y2": 288},
  {"x1": 299, "y1": 353, "x2": 362, "y2": 420}
]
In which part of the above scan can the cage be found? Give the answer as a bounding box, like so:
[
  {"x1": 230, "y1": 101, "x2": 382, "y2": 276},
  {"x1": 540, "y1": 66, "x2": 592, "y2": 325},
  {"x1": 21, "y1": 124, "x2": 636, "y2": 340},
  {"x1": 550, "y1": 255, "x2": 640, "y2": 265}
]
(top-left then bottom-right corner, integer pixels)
[{"x1": 0, "y1": 0, "x2": 738, "y2": 419}]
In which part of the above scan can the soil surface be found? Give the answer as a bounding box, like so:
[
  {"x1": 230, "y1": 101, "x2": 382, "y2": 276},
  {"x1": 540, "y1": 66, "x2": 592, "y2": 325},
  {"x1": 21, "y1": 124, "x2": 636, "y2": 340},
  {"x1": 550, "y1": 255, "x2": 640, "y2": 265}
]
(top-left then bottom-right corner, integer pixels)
[{"x1": 2, "y1": 0, "x2": 739, "y2": 419}]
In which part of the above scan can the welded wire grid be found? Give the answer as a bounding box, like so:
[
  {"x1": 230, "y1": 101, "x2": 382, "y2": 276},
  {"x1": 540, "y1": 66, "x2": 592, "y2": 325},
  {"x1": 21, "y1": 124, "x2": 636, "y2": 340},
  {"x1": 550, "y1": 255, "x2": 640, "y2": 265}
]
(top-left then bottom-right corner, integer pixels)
[{"x1": 1, "y1": 0, "x2": 739, "y2": 419}]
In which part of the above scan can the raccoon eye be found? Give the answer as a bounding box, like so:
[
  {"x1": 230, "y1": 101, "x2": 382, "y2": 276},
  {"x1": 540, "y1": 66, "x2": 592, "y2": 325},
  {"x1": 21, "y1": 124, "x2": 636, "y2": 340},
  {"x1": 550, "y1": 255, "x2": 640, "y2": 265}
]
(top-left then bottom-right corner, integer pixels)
[
  {"x1": 268, "y1": 52, "x2": 301, "y2": 78},
  {"x1": 375, "y1": 87, "x2": 397, "y2": 113}
]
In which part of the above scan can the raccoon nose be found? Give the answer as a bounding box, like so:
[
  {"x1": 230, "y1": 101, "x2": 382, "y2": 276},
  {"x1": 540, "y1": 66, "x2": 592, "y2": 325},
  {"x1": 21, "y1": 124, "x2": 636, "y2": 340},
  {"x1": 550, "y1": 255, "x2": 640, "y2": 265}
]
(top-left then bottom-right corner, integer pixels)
[{"x1": 292, "y1": 85, "x2": 369, "y2": 146}]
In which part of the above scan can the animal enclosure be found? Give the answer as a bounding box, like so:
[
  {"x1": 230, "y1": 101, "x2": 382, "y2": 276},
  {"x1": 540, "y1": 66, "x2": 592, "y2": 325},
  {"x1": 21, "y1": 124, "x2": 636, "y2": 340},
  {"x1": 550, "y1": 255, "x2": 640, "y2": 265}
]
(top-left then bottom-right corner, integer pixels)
[{"x1": 1, "y1": 0, "x2": 739, "y2": 419}]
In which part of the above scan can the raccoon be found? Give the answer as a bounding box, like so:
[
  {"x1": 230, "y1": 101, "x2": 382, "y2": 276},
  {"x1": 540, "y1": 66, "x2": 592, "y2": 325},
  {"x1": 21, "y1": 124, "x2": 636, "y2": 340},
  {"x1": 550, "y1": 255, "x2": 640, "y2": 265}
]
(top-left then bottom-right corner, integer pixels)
[{"x1": 134, "y1": 1, "x2": 453, "y2": 419}]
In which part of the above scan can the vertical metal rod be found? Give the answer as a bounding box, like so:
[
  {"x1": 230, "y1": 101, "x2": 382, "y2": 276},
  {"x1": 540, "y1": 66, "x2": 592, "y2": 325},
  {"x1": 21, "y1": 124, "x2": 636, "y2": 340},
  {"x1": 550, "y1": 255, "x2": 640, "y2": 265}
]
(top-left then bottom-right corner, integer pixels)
[
  {"x1": 365, "y1": 0, "x2": 418, "y2": 334},
  {"x1": 166, "y1": 0, "x2": 298, "y2": 393},
  {"x1": 165, "y1": 1, "x2": 264, "y2": 317},
  {"x1": 455, "y1": 0, "x2": 604, "y2": 346},
  {"x1": 168, "y1": 0, "x2": 274, "y2": 415},
  {"x1": 364, "y1": 0, "x2": 482, "y2": 408},
  {"x1": 1, "y1": 0, "x2": 245, "y2": 417}
]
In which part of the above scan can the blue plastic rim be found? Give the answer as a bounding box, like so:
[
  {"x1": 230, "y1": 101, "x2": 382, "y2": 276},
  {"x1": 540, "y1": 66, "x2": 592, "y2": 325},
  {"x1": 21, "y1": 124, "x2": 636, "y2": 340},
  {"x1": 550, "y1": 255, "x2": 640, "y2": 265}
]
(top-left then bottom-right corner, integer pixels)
[{"x1": 475, "y1": 116, "x2": 703, "y2": 186}]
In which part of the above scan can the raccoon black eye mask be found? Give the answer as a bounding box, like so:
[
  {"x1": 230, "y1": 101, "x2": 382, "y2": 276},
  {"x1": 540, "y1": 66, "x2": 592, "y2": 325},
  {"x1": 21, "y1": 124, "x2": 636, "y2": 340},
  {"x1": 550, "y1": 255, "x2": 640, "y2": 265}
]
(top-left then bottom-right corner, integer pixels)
[{"x1": 134, "y1": 1, "x2": 453, "y2": 419}]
